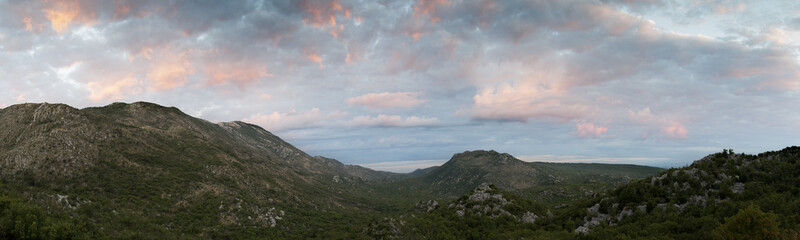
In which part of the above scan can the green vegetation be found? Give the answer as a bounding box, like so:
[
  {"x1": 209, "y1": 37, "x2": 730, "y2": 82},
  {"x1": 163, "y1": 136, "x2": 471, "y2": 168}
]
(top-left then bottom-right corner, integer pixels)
[
  {"x1": 2, "y1": 102, "x2": 799, "y2": 239},
  {"x1": 713, "y1": 204, "x2": 797, "y2": 240},
  {"x1": 0, "y1": 185, "x2": 98, "y2": 240},
  {"x1": 566, "y1": 147, "x2": 800, "y2": 239}
]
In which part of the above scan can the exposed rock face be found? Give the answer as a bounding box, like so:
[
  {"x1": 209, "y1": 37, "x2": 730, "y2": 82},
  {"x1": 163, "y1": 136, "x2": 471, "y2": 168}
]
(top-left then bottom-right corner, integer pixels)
[
  {"x1": 575, "y1": 203, "x2": 612, "y2": 234},
  {"x1": 0, "y1": 103, "x2": 98, "y2": 178},
  {"x1": 521, "y1": 211, "x2": 538, "y2": 224},
  {"x1": 364, "y1": 217, "x2": 405, "y2": 240},
  {"x1": 448, "y1": 183, "x2": 540, "y2": 223},
  {"x1": 731, "y1": 182, "x2": 745, "y2": 194},
  {"x1": 415, "y1": 200, "x2": 439, "y2": 213}
]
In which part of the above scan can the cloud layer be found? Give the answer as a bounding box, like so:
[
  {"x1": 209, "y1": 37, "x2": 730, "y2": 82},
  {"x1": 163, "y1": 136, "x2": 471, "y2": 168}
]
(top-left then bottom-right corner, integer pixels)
[{"x1": 2, "y1": 0, "x2": 800, "y2": 170}]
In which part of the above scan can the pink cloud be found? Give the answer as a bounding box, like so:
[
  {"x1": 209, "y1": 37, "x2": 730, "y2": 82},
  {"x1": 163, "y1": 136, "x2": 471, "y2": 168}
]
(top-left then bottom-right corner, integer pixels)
[
  {"x1": 661, "y1": 122, "x2": 688, "y2": 139},
  {"x1": 87, "y1": 75, "x2": 141, "y2": 102},
  {"x1": 299, "y1": 0, "x2": 351, "y2": 36},
  {"x1": 205, "y1": 60, "x2": 271, "y2": 88},
  {"x1": 575, "y1": 123, "x2": 608, "y2": 138},
  {"x1": 42, "y1": 0, "x2": 96, "y2": 34},
  {"x1": 146, "y1": 48, "x2": 193, "y2": 91},
  {"x1": 712, "y1": 2, "x2": 746, "y2": 14},
  {"x1": 350, "y1": 114, "x2": 438, "y2": 127},
  {"x1": 243, "y1": 108, "x2": 347, "y2": 131},
  {"x1": 628, "y1": 107, "x2": 689, "y2": 140},
  {"x1": 305, "y1": 51, "x2": 324, "y2": 69},
  {"x1": 628, "y1": 107, "x2": 654, "y2": 124},
  {"x1": 346, "y1": 92, "x2": 425, "y2": 109},
  {"x1": 345, "y1": 42, "x2": 364, "y2": 64},
  {"x1": 23, "y1": 17, "x2": 34, "y2": 31},
  {"x1": 470, "y1": 82, "x2": 587, "y2": 122},
  {"x1": 413, "y1": 0, "x2": 451, "y2": 24}
]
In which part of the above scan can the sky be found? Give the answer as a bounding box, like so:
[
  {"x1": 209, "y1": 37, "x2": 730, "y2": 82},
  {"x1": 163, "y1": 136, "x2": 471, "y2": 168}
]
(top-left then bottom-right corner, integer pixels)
[{"x1": 2, "y1": 0, "x2": 800, "y2": 172}]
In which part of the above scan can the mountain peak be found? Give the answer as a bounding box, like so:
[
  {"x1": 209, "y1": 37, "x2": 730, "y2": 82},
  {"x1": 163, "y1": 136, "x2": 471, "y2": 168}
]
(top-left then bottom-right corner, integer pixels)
[
  {"x1": 95, "y1": 101, "x2": 187, "y2": 116},
  {"x1": 447, "y1": 150, "x2": 521, "y2": 167},
  {"x1": 422, "y1": 150, "x2": 540, "y2": 196},
  {"x1": 0, "y1": 102, "x2": 83, "y2": 125},
  {"x1": 2, "y1": 102, "x2": 79, "y2": 114}
]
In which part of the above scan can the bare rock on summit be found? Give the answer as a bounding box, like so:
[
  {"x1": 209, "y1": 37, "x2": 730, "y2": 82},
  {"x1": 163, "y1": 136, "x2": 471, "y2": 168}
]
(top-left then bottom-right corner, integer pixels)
[{"x1": 0, "y1": 103, "x2": 98, "y2": 178}]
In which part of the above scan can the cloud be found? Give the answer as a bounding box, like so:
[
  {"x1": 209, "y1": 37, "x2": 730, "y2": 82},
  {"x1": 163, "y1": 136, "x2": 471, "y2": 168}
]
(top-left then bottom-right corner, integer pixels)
[
  {"x1": 204, "y1": 59, "x2": 271, "y2": 88},
  {"x1": 87, "y1": 75, "x2": 140, "y2": 102},
  {"x1": 23, "y1": 17, "x2": 34, "y2": 31},
  {"x1": 349, "y1": 114, "x2": 439, "y2": 127},
  {"x1": 346, "y1": 92, "x2": 425, "y2": 109},
  {"x1": 470, "y1": 81, "x2": 587, "y2": 122},
  {"x1": 628, "y1": 107, "x2": 689, "y2": 140},
  {"x1": 628, "y1": 107, "x2": 654, "y2": 124},
  {"x1": 413, "y1": 0, "x2": 451, "y2": 24},
  {"x1": 244, "y1": 108, "x2": 347, "y2": 131},
  {"x1": 298, "y1": 0, "x2": 349, "y2": 28},
  {"x1": 146, "y1": 49, "x2": 193, "y2": 91},
  {"x1": 42, "y1": 0, "x2": 96, "y2": 34},
  {"x1": 306, "y1": 53, "x2": 323, "y2": 68},
  {"x1": 2, "y1": 0, "x2": 800, "y2": 168},
  {"x1": 575, "y1": 123, "x2": 608, "y2": 139},
  {"x1": 661, "y1": 122, "x2": 688, "y2": 139}
]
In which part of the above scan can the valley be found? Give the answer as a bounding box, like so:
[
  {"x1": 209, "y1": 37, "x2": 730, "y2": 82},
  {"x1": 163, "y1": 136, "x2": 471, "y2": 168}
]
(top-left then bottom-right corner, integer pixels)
[{"x1": 0, "y1": 102, "x2": 797, "y2": 239}]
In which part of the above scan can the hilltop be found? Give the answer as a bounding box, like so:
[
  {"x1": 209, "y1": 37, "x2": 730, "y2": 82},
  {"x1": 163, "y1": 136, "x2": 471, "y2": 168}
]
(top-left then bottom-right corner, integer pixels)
[{"x1": 405, "y1": 150, "x2": 662, "y2": 205}]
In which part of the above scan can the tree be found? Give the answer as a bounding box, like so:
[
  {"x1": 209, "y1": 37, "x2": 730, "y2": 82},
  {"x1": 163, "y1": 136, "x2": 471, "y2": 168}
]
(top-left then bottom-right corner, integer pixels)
[{"x1": 713, "y1": 204, "x2": 798, "y2": 240}]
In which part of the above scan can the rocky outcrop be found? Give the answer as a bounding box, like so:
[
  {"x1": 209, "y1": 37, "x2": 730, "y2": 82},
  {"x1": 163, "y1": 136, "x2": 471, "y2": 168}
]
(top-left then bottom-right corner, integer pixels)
[
  {"x1": 573, "y1": 150, "x2": 787, "y2": 234},
  {"x1": 448, "y1": 183, "x2": 542, "y2": 223}
]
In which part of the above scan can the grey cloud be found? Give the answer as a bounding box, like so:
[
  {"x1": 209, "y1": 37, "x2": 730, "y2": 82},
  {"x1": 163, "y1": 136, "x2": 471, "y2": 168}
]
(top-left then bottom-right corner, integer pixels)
[{"x1": 2, "y1": 0, "x2": 800, "y2": 169}]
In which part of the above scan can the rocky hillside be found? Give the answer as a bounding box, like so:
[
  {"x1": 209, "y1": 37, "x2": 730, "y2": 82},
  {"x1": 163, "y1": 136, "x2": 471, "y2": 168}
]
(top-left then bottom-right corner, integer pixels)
[
  {"x1": 364, "y1": 183, "x2": 566, "y2": 239},
  {"x1": 567, "y1": 148, "x2": 800, "y2": 239},
  {"x1": 0, "y1": 102, "x2": 401, "y2": 238}
]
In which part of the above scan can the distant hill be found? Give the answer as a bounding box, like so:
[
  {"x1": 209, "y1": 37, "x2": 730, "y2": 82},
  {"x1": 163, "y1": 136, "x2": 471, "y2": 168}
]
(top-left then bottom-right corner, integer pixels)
[
  {"x1": 405, "y1": 150, "x2": 662, "y2": 205},
  {"x1": 406, "y1": 166, "x2": 438, "y2": 178},
  {"x1": 420, "y1": 150, "x2": 546, "y2": 195}
]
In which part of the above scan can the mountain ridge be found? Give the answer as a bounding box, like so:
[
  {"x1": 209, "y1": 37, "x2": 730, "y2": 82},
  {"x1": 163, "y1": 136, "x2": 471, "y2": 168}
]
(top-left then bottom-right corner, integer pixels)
[{"x1": 0, "y1": 101, "x2": 408, "y2": 238}]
